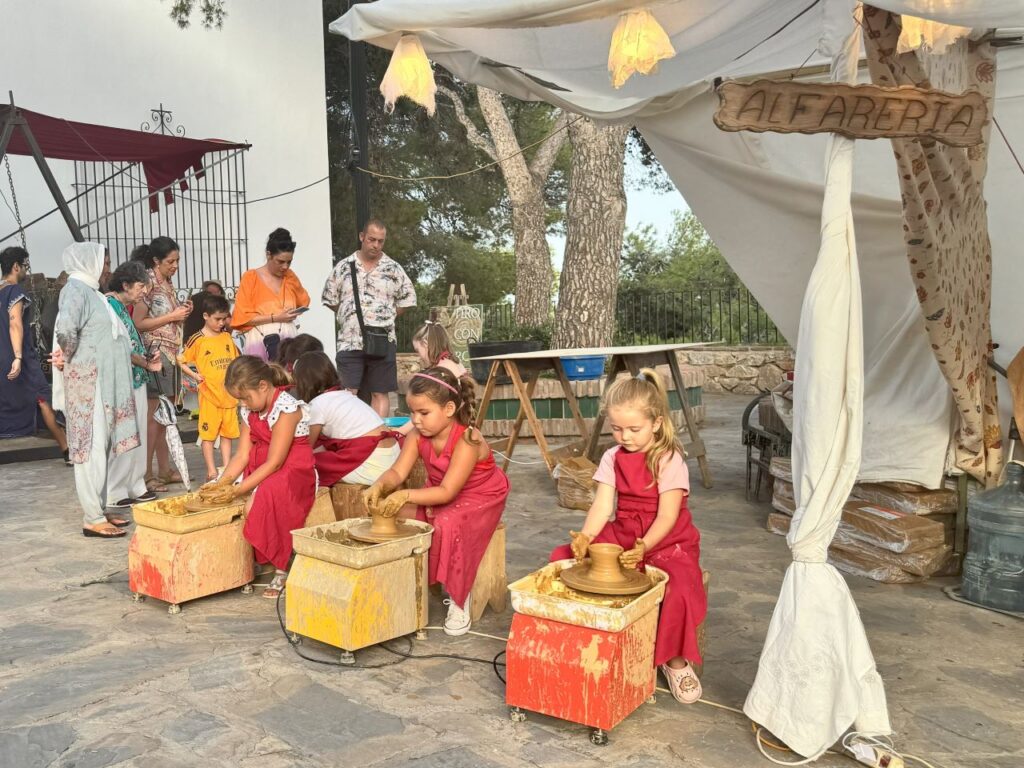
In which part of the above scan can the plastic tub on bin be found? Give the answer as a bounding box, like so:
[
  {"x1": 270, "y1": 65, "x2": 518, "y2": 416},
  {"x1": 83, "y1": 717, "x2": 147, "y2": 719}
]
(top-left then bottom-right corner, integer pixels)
[{"x1": 561, "y1": 355, "x2": 606, "y2": 381}]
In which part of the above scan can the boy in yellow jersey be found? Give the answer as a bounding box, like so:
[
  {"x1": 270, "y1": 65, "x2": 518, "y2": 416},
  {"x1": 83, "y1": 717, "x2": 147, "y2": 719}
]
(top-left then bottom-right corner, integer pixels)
[{"x1": 179, "y1": 294, "x2": 240, "y2": 480}]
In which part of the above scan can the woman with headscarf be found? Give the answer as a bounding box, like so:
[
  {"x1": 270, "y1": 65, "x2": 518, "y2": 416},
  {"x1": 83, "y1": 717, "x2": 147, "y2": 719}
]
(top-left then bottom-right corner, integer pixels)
[{"x1": 52, "y1": 242, "x2": 140, "y2": 538}]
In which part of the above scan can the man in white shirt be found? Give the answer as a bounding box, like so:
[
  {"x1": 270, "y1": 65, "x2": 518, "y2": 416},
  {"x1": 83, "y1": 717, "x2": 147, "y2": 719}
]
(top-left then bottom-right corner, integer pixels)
[{"x1": 321, "y1": 219, "x2": 417, "y2": 417}]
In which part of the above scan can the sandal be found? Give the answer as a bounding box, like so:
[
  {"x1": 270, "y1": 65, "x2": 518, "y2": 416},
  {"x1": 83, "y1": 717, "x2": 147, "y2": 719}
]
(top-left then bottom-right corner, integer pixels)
[
  {"x1": 160, "y1": 470, "x2": 184, "y2": 486},
  {"x1": 661, "y1": 663, "x2": 702, "y2": 704},
  {"x1": 105, "y1": 515, "x2": 132, "y2": 528},
  {"x1": 262, "y1": 572, "x2": 287, "y2": 599},
  {"x1": 145, "y1": 475, "x2": 168, "y2": 493},
  {"x1": 83, "y1": 524, "x2": 127, "y2": 538}
]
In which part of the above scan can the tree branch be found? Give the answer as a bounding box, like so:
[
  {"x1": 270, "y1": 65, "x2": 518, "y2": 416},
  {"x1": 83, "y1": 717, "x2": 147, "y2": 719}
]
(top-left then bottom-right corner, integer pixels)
[
  {"x1": 475, "y1": 86, "x2": 532, "y2": 182},
  {"x1": 436, "y1": 85, "x2": 497, "y2": 161},
  {"x1": 529, "y1": 109, "x2": 569, "y2": 183}
]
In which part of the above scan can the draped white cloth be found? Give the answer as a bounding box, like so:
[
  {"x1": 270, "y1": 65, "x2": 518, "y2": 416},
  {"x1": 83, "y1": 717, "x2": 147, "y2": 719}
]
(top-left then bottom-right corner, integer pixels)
[
  {"x1": 741, "y1": 10, "x2": 890, "y2": 757},
  {"x1": 331, "y1": 0, "x2": 1024, "y2": 757}
]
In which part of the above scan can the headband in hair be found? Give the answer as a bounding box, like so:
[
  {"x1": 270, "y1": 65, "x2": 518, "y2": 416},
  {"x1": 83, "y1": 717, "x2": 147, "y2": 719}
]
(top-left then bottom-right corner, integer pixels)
[
  {"x1": 635, "y1": 372, "x2": 647, "y2": 381},
  {"x1": 412, "y1": 372, "x2": 459, "y2": 395}
]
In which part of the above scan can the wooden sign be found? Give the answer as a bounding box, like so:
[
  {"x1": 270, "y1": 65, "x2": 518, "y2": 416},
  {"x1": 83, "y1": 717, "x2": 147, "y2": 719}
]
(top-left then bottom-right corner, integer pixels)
[{"x1": 714, "y1": 80, "x2": 987, "y2": 147}]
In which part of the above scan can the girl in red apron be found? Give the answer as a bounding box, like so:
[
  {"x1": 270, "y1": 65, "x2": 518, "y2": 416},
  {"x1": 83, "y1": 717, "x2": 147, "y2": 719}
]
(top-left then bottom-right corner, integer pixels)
[
  {"x1": 551, "y1": 368, "x2": 707, "y2": 704},
  {"x1": 201, "y1": 355, "x2": 316, "y2": 599},
  {"x1": 292, "y1": 351, "x2": 401, "y2": 487},
  {"x1": 364, "y1": 366, "x2": 509, "y2": 636}
]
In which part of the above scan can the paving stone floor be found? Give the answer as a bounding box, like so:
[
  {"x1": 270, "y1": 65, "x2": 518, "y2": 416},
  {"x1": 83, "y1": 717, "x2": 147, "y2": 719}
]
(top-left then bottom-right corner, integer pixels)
[{"x1": 0, "y1": 394, "x2": 1020, "y2": 767}]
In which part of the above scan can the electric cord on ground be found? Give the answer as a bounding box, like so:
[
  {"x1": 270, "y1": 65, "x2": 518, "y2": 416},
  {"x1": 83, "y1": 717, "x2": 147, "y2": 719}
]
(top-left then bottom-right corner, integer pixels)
[{"x1": 276, "y1": 604, "x2": 942, "y2": 767}]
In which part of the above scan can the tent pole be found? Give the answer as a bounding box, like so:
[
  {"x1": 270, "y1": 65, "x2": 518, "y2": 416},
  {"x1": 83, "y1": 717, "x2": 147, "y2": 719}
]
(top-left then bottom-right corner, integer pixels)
[
  {"x1": 347, "y1": 0, "x2": 372, "y2": 252},
  {"x1": 14, "y1": 115, "x2": 84, "y2": 242}
]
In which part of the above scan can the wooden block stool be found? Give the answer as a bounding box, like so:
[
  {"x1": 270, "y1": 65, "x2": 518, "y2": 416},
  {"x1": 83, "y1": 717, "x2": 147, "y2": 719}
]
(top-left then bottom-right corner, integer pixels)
[
  {"x1": 694, "y1": 570, "x2": 710, "y2": 676},
  {"x1": 330, "y1": 482, "x2": 370, "y2": 521},
  {"x1": 405, "y1": 458, "x2": 427, "y2": 490},
  {"x1": 303, "y1": 487, "x2": 336, "y2": 528},
  {"x1": 469, "y1": 523, "x2": 507, "y2": 622}
]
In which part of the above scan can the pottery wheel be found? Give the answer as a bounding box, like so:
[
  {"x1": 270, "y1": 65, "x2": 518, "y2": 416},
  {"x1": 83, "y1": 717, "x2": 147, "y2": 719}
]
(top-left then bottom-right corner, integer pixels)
[
  {"x1": 347, "y1": 519, "x2": 422, "y2": 544},
  {"x1": 184, "y1": 498, "x2": 230, "y2": 512},
  {"x1": 559, "y1": 562, "x2": 652, "y2": 596}
]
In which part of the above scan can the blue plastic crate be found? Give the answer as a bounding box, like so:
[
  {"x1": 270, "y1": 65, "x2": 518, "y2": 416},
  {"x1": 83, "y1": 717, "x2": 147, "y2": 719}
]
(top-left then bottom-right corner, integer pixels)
[
  {"x1": 383, "y1": 416, "x2": 410, "y2": 428},
  {"x1": 561, "y1": 355, "x2": 606, "y2": 381}
]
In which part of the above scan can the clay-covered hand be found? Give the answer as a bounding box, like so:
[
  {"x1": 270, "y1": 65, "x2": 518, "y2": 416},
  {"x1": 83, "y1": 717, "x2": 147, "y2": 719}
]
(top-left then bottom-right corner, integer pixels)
[
  {"x1": 204, "y1": 485, "x2": 240, "y2": 505},
  {"x1": 569, "y1": 530, "x2": 592, "y2": 561},
  {"x1": 619, "y1": 538, "x2": 647, "y2": 570},
  {"x1": 378, "y1": 489, "x2": 411, "y2": 519},
  {"x1": 362, "y1": 483, "x2": 386, "y2": 511}
]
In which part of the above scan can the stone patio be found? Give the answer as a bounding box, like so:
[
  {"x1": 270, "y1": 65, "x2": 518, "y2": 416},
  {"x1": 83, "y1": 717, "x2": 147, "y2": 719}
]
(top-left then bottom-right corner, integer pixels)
[{"x1": 0, "y1": 394, "x2": 1020, "y2": 767}]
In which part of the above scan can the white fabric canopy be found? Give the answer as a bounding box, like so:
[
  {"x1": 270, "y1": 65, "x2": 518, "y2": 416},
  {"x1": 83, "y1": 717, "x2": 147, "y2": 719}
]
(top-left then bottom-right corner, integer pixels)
[{"x1": 331, "y1": 0, "x2": 1024, "y2": 757}]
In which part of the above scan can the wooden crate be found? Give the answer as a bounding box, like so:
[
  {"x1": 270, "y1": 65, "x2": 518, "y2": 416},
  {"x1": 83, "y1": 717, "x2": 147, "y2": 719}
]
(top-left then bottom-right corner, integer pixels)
[{"x1": 469, "y1": 523, "x2": 507, "y2": 622}]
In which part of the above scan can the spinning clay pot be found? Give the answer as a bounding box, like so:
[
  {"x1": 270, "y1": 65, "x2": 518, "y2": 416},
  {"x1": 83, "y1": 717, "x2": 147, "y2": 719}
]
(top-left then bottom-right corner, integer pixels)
[{"x1": 586, "y1": 544, "x2": 629, "y2": 584}]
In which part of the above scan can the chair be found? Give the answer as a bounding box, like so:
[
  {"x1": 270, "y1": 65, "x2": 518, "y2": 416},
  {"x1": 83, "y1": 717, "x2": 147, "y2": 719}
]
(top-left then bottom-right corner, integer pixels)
[{"x1": 741, "y1": 394, "x2": 791, "y2": 501}]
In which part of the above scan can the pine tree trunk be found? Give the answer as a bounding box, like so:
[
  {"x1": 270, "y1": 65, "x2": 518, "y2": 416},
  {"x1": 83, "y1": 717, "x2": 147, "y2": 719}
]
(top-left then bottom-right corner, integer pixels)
[
  {"x1": 475, "y1": 87, "x2": 558, "y2": 329},
  {"x1": 554, "y1": 119, "x2": 629, "y2": 349},
  {"x1": 509, "y1": 193, "x2": 553, "y2": 328}
]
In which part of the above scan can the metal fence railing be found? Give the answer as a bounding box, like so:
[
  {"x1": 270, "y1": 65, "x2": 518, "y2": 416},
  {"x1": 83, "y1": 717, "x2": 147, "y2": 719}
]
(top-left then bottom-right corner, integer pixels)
[{"x1": 395, "y1": 286, "x2": 782, "y2": 351}]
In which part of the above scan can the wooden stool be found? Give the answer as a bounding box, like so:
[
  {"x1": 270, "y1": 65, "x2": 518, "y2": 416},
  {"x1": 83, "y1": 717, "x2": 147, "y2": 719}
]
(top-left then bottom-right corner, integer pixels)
[
  {"x1": 469, "y1": 523, "x2": 507, "y2": 622},
  {"x1": 330, "y1": 482, "x2": 369, "y2": 521},
  {"x1": 405, "y1": 458, "x2": 427, "y2": 490},
  {"x1": 303, "y1": 487, "x2": 336, "y2": 528},
  {"x1": 694, "y1": 570, "x2": 710, "y2": 676}
]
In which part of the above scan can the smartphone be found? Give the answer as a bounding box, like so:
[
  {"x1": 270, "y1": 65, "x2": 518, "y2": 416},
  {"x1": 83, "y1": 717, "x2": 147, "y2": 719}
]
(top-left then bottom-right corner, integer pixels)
[{"x1": 292, "y1": 307, "x2": 310, "y2": 314}]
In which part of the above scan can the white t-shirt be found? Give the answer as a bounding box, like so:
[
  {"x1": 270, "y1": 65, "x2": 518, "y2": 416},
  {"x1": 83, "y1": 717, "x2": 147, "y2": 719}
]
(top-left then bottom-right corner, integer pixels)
[{"x1": 309, "y1": 390, "x2": 384, "y2": 439}]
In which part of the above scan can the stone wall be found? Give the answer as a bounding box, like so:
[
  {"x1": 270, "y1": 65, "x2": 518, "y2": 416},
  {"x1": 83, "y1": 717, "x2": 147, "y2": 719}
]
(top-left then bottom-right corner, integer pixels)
[{"x1": 679, "y1": 346, "x2": 793, "y2": 395}]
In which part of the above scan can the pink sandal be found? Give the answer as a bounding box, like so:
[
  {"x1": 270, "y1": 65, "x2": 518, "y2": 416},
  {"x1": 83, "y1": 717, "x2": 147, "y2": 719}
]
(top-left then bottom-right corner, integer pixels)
[{"x1": 661, "y1": 663, "x2": 702, "y2": 704}]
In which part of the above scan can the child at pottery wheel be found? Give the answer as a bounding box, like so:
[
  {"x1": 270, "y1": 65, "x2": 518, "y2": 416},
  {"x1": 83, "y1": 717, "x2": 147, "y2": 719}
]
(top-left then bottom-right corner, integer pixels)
[
  {"x1": 199, "y1": 355, "x2": 316, "y2": 599},
  {"x1": 550, "y1": 369, "x2": 707, "y2": 704},
  {"x1": 363, "y1": 367, "x2": 509, "y2": 636}
]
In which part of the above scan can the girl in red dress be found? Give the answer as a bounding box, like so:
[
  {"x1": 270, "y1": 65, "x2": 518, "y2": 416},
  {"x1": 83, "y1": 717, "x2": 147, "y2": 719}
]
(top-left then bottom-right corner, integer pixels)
[
  {"x1": 201, "y1": 355, "x2": 316, "y2": 599},
  {"x1": 365, "y1": 366, "x2": 509, "y2": 636},
  {"x1": 551, "y1": 368, "x2": 707, "y2": 704}
]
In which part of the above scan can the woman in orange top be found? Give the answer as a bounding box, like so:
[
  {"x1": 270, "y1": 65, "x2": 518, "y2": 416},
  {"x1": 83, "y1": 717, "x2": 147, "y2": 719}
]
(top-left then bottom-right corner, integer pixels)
[{"x1": 232, "y1": 227, "x2": 310, "y2": 361}]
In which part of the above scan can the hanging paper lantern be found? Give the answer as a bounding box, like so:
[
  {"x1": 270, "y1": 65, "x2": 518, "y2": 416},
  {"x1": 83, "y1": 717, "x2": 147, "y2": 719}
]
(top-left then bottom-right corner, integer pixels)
[
  {"x1": 608, "y1": 9, "x2": 676, "y2": 89},
  {"x1": 897, "y1": 15, "x2": 971, "y2": 54},
  {"x1": 380, "y1": 34, "x2": 437, "y2": 116}
]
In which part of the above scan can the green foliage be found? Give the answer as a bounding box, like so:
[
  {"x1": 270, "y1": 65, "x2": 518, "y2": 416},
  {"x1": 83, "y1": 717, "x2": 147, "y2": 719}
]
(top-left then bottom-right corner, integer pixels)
[
  {"x1": 620, "y1": 210, "x2": 739, "y2": 292},
  {"x1": 166, "y1": 0, "x2": 226, "y2": 29},
  {"x1": 616, "y1": 211, "x2": 780, "y2": 345},
  {"x1": 322, "y1": 0, "x2": 567, "y2": 299},
  {"x1": 483, "y1": 320, "x2": 552, "y2": 346}
]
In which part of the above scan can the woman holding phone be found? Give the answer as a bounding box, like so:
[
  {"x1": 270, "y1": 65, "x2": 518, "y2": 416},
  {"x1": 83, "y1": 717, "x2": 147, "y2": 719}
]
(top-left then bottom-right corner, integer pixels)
[{"x1": 231, "y1": 227, "x2": 310, "y2": 362}]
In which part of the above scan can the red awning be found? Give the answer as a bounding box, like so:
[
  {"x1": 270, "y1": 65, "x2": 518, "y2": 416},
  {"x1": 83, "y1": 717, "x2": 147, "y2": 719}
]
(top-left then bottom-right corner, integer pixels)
[{"x1": 1, "y1": 104, "x2": 249, "y2": 212}]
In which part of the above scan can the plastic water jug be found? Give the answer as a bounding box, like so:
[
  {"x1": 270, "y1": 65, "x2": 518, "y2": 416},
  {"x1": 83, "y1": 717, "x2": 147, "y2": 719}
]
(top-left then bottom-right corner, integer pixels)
[{"x1": 961, "y1": 462, "x2": 1024, "y2": 612}]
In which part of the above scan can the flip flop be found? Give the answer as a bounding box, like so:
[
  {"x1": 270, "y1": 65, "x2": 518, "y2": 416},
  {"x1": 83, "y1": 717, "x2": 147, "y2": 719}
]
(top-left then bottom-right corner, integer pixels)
[
  {"x1": 105, "y1": 516, "x2": 132, "y2": 528},
  {"x1": 160, "y1": 471, "x2": 184, "y2": 486},
  {"x1": 83, "y1": 526, "x2": 127, "y2": 538}
]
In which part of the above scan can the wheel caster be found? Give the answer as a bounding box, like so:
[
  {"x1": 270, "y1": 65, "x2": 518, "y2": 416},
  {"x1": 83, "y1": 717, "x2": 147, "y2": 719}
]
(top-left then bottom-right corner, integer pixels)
[
  {"x1": 509, "y1": 707, "x2": 527, "y2": 723},
  {"x1": 647, "y1": 694, "x2": 657, "y2": 705},
  {"x1": 415, "y1": 629, "x2": 428, "y2": 641},
  {"x1": 241, "y1": 584, "x2": 254, "y2": 595},
  {"x1": 339, "y1": 650, "x2": 356, "y2": 666},
  {"x1": 589, "y1": 729, "x2": 608, "y2": 746},
  {"x1": 288, "y1": 632, "x2": 302, "y2": 645},
  {"x1": 131, "y1": 593, "x2": 145, "y2": 603},
  {"x1": 167, "y1": 604, "x2": 182, "y2": 615}
]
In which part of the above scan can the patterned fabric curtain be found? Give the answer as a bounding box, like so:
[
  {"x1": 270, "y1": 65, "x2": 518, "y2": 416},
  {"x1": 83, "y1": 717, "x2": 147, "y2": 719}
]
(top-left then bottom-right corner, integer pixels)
[{"x1": 863, "y1": 7, "x2": 1003, "y2": 485}]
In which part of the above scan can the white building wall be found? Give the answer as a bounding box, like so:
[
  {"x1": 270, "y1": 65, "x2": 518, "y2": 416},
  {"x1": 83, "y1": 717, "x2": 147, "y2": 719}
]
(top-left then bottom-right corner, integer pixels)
[{"x1": 0, "y1": 0, "x2": 336, "y2": 348}]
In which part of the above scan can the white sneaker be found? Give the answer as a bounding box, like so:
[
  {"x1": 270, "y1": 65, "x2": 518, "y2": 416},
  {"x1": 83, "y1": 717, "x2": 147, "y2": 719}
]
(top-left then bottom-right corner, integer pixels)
[{"x1": 443, "y1": 595, "x2": 472, "y2": 636}]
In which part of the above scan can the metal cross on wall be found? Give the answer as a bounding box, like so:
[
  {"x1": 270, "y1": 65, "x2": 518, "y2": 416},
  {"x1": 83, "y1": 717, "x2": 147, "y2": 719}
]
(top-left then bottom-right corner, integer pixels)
[{"x1": 141, "y1": 103, "x2": 186, "y2": 137}]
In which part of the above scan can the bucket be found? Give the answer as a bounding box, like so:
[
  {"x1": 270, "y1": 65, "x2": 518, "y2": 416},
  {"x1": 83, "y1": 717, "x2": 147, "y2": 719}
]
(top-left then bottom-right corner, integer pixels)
[{"x1": 561, "y1": 355, "x2": 605, "y2": 381}]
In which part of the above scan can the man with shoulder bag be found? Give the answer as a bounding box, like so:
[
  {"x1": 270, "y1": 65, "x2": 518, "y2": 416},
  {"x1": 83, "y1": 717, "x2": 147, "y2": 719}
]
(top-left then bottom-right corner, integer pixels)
[{"x1": 322, "y1": 219, "x2": 417, "y2": 416}]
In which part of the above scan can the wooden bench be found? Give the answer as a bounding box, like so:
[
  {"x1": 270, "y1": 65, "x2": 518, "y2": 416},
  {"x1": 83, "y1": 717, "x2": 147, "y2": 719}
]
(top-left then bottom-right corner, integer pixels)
[{"x1": 469, "y1": 523, "x2": 507, "y2": 622}]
